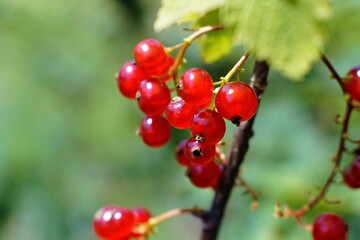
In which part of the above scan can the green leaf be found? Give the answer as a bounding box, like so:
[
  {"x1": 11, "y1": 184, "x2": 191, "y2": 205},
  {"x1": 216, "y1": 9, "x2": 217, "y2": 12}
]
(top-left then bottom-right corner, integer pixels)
[
  {"x1": 197, "y1": 29, "x2": 232, "y2": 63},
  {"x1": 192, "y1": 10, "x2": 232, "y2": 63},
  {"x1": 222, "y1": 0, "x2": 331, "y2": 80},
  {"x1": 154, "y1": 0, "x2": 223, "y2": 32}
]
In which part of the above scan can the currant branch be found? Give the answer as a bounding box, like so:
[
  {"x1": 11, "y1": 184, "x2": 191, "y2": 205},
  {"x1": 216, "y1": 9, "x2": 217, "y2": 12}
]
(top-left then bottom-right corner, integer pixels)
[
  {"x1": 276, "y1": 54, "x2": 355, "y2": 227},
  {"x1": 320, "y1": 54, "x2": 347, "y2": 95},
  {"x1": 201, "y1": 61, "x2": 269, "y2": 240},
  {"x1": 278, "y1": 104, "x2": 353, "y2": 220}
]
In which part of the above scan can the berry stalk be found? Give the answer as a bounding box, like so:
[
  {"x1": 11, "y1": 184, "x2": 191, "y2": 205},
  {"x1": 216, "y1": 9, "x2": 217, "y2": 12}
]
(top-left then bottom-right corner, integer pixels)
[
  {"x1": 169, "y1": 25, "x2": 223, "y2": 84},
  {"x1": 222, "y1": 51, "x2": 250, "y2": 84},
  {"x1": 201, "y1": 61, "x2": 269, "y2": 240}
]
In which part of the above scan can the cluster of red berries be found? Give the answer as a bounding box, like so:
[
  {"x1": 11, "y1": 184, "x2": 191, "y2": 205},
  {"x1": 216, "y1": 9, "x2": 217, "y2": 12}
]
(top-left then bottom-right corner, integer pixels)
[
  {"x1": 93, "y1": 205, "x2": 152, "y2": 239},
  {"x1": 116, "y1": 38, "x2": 258, "y2": 149},
  {"x1": 116, "y1": 38, "x2": 258, "y2": 190},
  {"x1": 344, "y1": 65, "x2": 360, "y2": 103},
  {"x1": 343, "y1": 155, "x2": 360, "y2": 188},
  {"x1": 312, "y1": 213, "x2": 348, "y2": 240}
]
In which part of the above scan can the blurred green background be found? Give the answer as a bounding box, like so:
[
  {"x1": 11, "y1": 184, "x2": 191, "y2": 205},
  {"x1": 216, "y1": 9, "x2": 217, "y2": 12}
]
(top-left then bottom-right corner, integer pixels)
[{"x1": 1, "y1": 0, "x2": 360, "y2": 239}]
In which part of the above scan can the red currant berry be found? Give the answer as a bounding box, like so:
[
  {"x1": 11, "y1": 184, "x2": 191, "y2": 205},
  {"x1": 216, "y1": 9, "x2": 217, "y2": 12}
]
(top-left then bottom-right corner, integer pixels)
[
  {"x1": 177, "y1": 68, "x2": 214, "y2": 107},
  {"x1": 190, "y1": 109, "x2": 226, "y2": 144},
  {"x1": 312, "y1": 213, "x2": 348, "y2": 240},
  {"x1": 186, "y1": 161, "x2": 221, "y2": 188},
  {"x1": 93, "y1": 205, "x2": 135, "y2": 239},
  {"x1": 184, "y1": 136, "x2": 215, "y2": 165},
  {"x1": 215, "y1": 82, "x2": 258, "y2": 126},
  {"x1": 165, "y1": 96, "x2": 198, "y2": 129},
  {"x1": 132, "y1": 208, "x2": 152, "y2": 223},
  {"x1": 175, "y1": 139, "x2": 190, "y2": 167},
  {"x1": 349, "y1": 155, "x2": 360, "y2": 181},
  {"x1": 134, "y1": 39, "x2": 167, "y2": 69},
  {"x1": 139, "y1": 115, "x2": 171, "y2": 147},
  {"x1": 137, "y1": 78, "x2": 171, "y2": 116},
  {"x1": 116, "y1": 61, "x2": 147, "y2": 99},
  {"x1": 344, "y1": 65, "x2": 360, "y2": 102},
  {"x1": 343, "y1": 166, "x2": 360, "y2": 189}
]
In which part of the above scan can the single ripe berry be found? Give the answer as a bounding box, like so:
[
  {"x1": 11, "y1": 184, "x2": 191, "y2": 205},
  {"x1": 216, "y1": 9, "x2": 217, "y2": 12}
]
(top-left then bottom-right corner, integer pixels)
[
  {"x1": 137, "y1": 78, "x2": 171, "y2": 116},
  {"x1": 165, "y1": 96, "x2": 198, "y2": 129},
  {"x1": 215, "y1": 82, "x2": 258, "y2": 126},
  {"x1": 190, "y1": 109, "x2": 226, "y2": 144},
  {"x1": 174, "y1": 139, "x2": 190, "y2": 166},
  {"x1": 139, "y1": 115, "x2": 171, "y2": 147},
  {"x1": 343, "y1": 166, "x2": 360, "y2": 189},
  {"x1": 93, "y1": 205, "x2": 135, "y2": 239},
  {"x1": 177, "y1": 68, "x2": 214, "y2": 107},
  {"x1": 349, "y1": 155, "x2": 360, "y2": 181},
  {"x1": 186, "y1": 161, "x2": 221, "y2": 188},
  {"x1": 344, "y1": 65, "x2": 360, "y2": 102},
  {"x1": 312, "y1": 213, "x2": 348, "y2": 240},
  {"x1": 134, "y1": 39, "x2": 167, "y2": 69},
  {"x1": 184, "y1": 136, "x2": 215, "y2": 165},
  {"x1": 117, "y1": 61, "x2": 147, "y2": 99}
]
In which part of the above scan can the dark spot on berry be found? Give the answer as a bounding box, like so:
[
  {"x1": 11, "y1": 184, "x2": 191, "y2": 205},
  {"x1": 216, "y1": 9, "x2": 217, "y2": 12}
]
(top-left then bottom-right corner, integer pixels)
[
  {"x1": 136, "y1": 91, "x2": 141, "y2": 102},
  {"x1": 191, "y1": 146, "x2": 202, "y2": 157},
  {"x1": 231, "y1": 116, "x2": 242, "y2": 127},
  {"x1": 171, "y1": 96, "x2": 181, "y2": 103},
  {"x1": 176, "y1": 82, "x2": 183, "y2": 92}
]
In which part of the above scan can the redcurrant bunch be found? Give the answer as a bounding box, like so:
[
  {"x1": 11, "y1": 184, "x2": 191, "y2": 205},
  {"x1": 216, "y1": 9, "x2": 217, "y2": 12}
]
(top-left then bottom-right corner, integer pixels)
[
  {"x1": 116, "y1": 39, "x2": 173, "y2": 147},
  {"x1": 115, "y1": 38, "x2": 259, "y2": 193},
  {"x1": 93, "y1": 205, "x2": 152, "y2": 239}
]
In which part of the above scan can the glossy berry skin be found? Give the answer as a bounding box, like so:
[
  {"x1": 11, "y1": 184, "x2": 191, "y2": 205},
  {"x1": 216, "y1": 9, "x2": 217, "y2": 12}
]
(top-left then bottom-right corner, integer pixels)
[
  {"x1": 184, "y1": 136, "x2": 215, "y2": 165},
  {"x1": 93, "y1": 205, "x2": 135, "y2": 239},
  {"x1": 177, "y1": 68, "x2": 214, "y2": 107},
  {"x1": 144, "y1": 54, "x2": 174, "y2": 80},
  {"x1": 132, "y1": 208, "x2": 152, "y2": 223},
  {"x1": 139, "y1": 115, "x2": 171, "y2": 147},
  {"x1": 349, "y1": 155, "x2": 360, "y2": 181},
  {"x1": 186, "y1": 161, "x2": 221, "y2": 188},
  {"x1": 312, "y1": 213, "x2": 348, "y2": 240},
  {"x1": 343, "y1": 166, "x2": 360, "y2": 189},
  {"x1": 128, "y1": 208, "x2": 152, "y2": 238},
  {"x1": 190, "y1": 109, "x2": 226, "y2": 144},
  {"x1": 215, "y1": 82, "x2": 258, "y2": 126},
  {"x1": 344, "y1": 65, "x2": 360, "y2": 102},
  {"x1": 175, "y1": 139, "x2": 190, "y2": 166},
  {"x1": 137, "y1": 78, "x2": 171, "y2": 116},
  {"x1": 117, "y1": 61, "x2": 147, "y2": 99},
  {"x1": 134, "y1": 39, "x2": 166, "y2": 69},
  {"x1": 165, "y1": 96, "x2": 198, "y2": 129}
]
